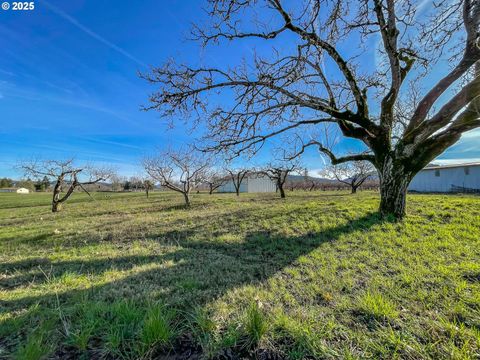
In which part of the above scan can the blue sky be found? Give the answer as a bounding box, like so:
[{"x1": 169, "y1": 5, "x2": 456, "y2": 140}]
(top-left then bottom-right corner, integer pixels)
[{"x1": 0, "y1": 0, "x2": 479, "y2": 179}]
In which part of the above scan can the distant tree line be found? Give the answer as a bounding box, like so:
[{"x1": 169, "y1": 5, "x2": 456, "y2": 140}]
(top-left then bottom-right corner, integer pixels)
[
  {"x1": 0, "y1": 178, "x2": 14, "y2": 188},
  {"x1": 110, "y1": 176, "x2": 155, "y2": 195},
  {"x1": 0, "y1": 176, "x2": 50, "y2": 191}
]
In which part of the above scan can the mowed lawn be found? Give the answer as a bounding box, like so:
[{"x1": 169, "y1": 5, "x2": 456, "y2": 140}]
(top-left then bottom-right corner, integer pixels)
[{"x1": 0, "y1": 191, "x2": 479, "y2": 359}]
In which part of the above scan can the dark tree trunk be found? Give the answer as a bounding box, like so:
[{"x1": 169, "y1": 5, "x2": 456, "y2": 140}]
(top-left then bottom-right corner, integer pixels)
[
  {"x1": 277, "y1": 179, "x2": 286, "y2": 198},
  {"x1": 146, "y1": 189, "x2": 149, "y2": 198},
  {"x1": 378, "y1": 158, "x2": 413, "y2": 219},
  {"x1": 51, "y1": 180, "x2": 62, "y2": 213},
  {"x1": 52, "y1": 200, "x2": 61, "y2": 213},
  {"x1": 183, "y1": 192, "x2": 191, "y2": 207},
  {"x1": 235, "y1": 187, "x2": 240, "y2": 196},
  {"x1": 351, "y1": 186, "x2": 357, "y2": 194},
  {"x1": 208, "y1": 183, "x2": 220, "y2": 194}
]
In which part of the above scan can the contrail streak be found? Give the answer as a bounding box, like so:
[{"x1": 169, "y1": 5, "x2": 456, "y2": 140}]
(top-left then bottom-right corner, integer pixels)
[{"x1": 40, "y1": 0, "x2": 147, "y2": 68}]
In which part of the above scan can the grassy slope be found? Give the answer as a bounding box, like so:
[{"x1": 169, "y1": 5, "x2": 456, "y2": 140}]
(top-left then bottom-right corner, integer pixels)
[{"x1": 0, "y1": 191, "x2": 479, "y2": 359}]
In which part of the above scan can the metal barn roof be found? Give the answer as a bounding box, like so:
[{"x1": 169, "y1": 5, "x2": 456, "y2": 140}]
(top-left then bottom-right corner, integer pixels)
[{"x1": 423, "y1": 162, "x2": 480, "y2": 171}]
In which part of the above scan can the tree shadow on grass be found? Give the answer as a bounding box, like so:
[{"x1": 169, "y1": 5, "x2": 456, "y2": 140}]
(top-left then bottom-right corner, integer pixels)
[
  {"x1": 0, "y1": 212, "x2": 385, "y2": 314},
  {"x1": 0, "y1": 255, "x2": 165, "y2": 290},
  {"x1": 0, "y1": 210, "x2": 389, "y2": 358}
]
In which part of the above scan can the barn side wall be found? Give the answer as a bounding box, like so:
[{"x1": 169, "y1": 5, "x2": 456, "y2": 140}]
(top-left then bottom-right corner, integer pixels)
[
  {"x1": 217, "y1": 175, "x2": 277, "y2": 193},
  {"x1": 247, "y1": 176, "x2": 277, "y2": 193},
  {"x1": 217, "y1": 179, "x2": 248, "y2": 193},
  {"x1": 408, "y1": 166, "x2": 480, "y2": 193}
]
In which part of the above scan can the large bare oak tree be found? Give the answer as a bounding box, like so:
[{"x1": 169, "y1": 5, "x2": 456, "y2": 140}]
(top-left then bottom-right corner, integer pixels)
[{"x1": 143, "y1": 0, "x2": 480, "y2": 218}]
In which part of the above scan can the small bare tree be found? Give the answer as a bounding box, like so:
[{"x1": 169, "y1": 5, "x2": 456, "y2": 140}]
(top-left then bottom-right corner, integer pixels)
[
  {"x1": 141, "y1": 177, "x2": 155, "y2": 198},
  {"x1": 204, "y1": 169, "x2": 228, "y2": 194},
  {"x1": 143, "y1": 148, "x2": 209, "y2": 207},
  {"x1": 321, "y1": 161, "x2": 376, "y2": 194},
  {"x1": 21, "y1": 159, "x2": 112, "y2": 212},
  {"x1": 263, "y1": 160, "x2": 302, "y2": 198},
  {"x1": 225, "y1": 168, "x2": 249, "y2": 196}
]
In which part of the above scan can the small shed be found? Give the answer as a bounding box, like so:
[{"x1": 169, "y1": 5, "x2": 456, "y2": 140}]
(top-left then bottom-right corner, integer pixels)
[
  {"x1": 16, "y1": 188, "x2": 30, "y2": 194},
  {"x1": 408, "y1": 162, "x2": 480, "y2": 193}
]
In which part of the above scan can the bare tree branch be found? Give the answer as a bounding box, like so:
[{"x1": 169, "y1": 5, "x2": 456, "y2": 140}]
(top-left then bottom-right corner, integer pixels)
[
  {"x1": 143, "y1": 147, "x2": 210, "y2": 206},
  {"x1": 20, "y1": 159, "x2": 113, "y2": 212}
]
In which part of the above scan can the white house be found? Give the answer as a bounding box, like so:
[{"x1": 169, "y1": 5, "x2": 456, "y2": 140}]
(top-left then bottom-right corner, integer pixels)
[
  {"x1": 16, "y1": 188, "x2": 30, "y2": 194},
  {"x1": 408, "y1": 162, "x2": 480, "y2": 193},
  {"x1": 218, "y1": 173, "x2": 277, "y2": 193}
]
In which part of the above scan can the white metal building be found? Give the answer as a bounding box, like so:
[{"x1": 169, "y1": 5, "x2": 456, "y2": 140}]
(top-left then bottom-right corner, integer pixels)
[
  {"x1": 408, "y1": 162, "x2": 480, "y2": 193},
  {"x1": 218, "y1": 174, "x2": 277, "y2": 193}
]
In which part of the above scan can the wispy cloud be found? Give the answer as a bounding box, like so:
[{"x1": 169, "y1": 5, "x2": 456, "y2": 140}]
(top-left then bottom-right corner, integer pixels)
[
  {"x1": 415, "y1": 0, "x2": 433, "y2": 14},
  {"x1": 77, "y1": 136, "x2": 143, "y2": 150},
  {"x1": 0, "y1": 69, "x2": 15, "y2": 77},
  {"x1": 41, "y1": 0, "x2": 147, "y2": 68},
  {"x1": 3, "y1": 83, "x2": 143, "y2": 127},
  {"x1": 4, "y1": 139, "x2": 137, "y2": 164}
]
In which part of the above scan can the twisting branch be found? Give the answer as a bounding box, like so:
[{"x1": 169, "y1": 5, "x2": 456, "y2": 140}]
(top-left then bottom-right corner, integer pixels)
[
  {"x1": 288, "y1": 139, "x2": 375, "y2": 165},
  {"x1": 407, "y1": 0, "x2": 480, "y2": 131}
]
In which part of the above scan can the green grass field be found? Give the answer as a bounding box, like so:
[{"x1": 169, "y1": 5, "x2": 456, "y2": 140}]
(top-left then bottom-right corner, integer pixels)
[{"x1": 1, "y1": 191, "x2": 479, "y2": 359}]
